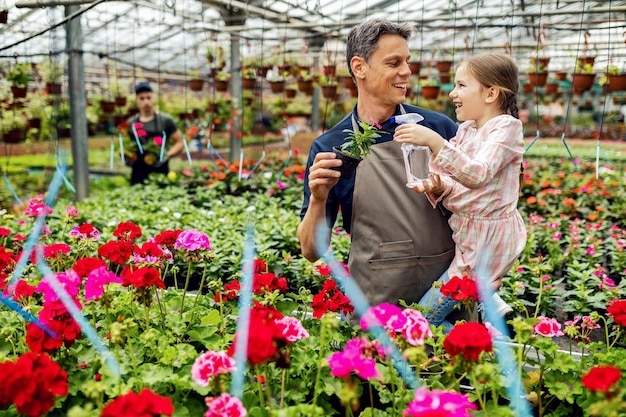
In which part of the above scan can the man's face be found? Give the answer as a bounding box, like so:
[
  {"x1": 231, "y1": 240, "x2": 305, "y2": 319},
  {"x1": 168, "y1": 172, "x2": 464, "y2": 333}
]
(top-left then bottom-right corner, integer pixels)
[
  {"x1": 136, "y1": 91, "x2": 154, "y2": 112},
  {"x1": 360, "y1": 34, "x2": 411, "y2": 107}
]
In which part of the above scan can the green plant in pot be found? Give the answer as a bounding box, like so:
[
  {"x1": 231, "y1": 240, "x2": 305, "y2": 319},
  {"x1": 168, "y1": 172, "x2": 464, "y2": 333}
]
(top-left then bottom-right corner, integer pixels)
[
  {"x1": 332, "y1": 119, "x2": 384, "y2": 179},
  {"x1": 7, "y1": 63, "x2": 32, "y2": 98}
]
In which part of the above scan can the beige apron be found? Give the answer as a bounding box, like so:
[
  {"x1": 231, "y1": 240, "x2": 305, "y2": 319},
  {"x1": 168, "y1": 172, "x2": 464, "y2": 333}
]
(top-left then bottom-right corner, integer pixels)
[{"x1": 348, "y1": 138, "x2": 457, "y2": 309}]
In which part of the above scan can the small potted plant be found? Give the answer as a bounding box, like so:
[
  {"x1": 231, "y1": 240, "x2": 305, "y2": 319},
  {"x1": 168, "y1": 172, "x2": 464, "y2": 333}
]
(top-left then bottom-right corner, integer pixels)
[
  {"x1": 332, "y1": 119, "x2": 385, "y2": 179},
  {"x1": 214, "y1": 70, "x2": 230, "y2": 92},
  {"x1": 572, "y1": 61, "x2": 596, "y2": 94},
  {"x1": 606, "y1": 64, "x2": 626, "y2": 92},
  {"x1": 528, "y1": 56, "x2": 549, "y2": 88},
  {"x1": 188, "y1": 70, "x2": 204, "y2": 92},
  {"x1": 7, "y1": 63, "x2": 32, "y2": 99}
]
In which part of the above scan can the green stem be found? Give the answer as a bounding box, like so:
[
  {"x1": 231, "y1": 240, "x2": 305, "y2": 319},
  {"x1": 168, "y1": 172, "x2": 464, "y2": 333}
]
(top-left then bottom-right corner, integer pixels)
[
  {"x1": 190, "y1": 263, "x2": 208, "y2": 312},
  {"x1": 368, "y1": 381, "x2": 375, "y2": 414},
  {"x1": 154, "y1": 288, "x2": 166, "y2": 329},
  {"x1": 312, "y1": 316, "x2": 330, "y2": 407},
  {"x1": 256, "y1": 367, "x2": 265, "y2": 409},
  {"x1": 534, "y1": 276, "x2": 544, "y2": 319},
  {"x1": 180, "y1": 263, "x2": 193, "y2": 318},
  {"x1": 280, "y1": 368, "x2": 286, "y2": 408},
  {"x1": 469, "y1": 372, "x2": 487, "y2": 412},
  {"x1": 127, "y1": 337, "x2": 139, "y2": 381}
]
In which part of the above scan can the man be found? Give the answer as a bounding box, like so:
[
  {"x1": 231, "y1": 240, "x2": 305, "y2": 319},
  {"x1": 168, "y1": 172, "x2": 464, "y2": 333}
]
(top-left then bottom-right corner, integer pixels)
[
  {"x1": 297, "y1": 19, "x2": 460, "y2": 311},
  {"x1": 128, "y1": 82, "x2": 184, "y2": 185}
]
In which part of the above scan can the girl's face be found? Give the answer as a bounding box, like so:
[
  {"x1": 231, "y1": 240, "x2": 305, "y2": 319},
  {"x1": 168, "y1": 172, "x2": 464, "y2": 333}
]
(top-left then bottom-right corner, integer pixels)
[{"x1": 449, "y1": 63, "x2": 493, "y2": 128}]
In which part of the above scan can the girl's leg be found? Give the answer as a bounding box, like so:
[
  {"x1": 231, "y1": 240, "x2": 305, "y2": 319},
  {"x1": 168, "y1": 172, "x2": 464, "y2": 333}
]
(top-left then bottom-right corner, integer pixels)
[{"x1": 418, "y1": 269, "x2": 459, "y2": 331}]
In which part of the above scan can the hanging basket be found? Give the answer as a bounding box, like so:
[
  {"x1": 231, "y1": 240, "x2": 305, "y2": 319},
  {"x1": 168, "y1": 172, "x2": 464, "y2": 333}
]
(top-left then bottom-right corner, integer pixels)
[
  {"x1": 439, "y1": 73, "x2": 452, "y2": 84},
  {"x1": 321, "y1": 85, "x2": 338, "y2": 99},
  {"x1": 421, "y1": 85, "x2": 440, "y2": 99},
  {"x1": 555, "y1": 72, "x2": 568, "y2": 81},
  {"x1": 285, "y1": 88, "x2": 297, "y2": 98},
  {"x1": 571, "y1": 73, "x2": 595, "y2": 94},
  {"x1": 28, "y1": 118, "x2": 41, "y2": 129},
  {"x1": 607, "y1": 74, "x2": 626, "y2": 92},
  {"x1": 100, "y1": 101, "x2": 116, "y2": 113},
  {"x1": 11, "y1": 86, "x2": 27, "y2": 99},
  {"x1": 577, "y1": 56, "x2": 595, "y2": 68},
  {"x1": 436, "y1": 60, "x2": 453, "y2": 74},
  {"x1": 323, "y1": 65, "x2": 336, "y2": 77},
  {"x1": 545, "y1": 83, "x2": 559, "y2": 95},
  {"x1": 189, "y1": 79, "x2": 204, "y2": 92},
  {"x1": 215, "y1": 80, "x2": 229, "y2": 92},
  {"x1": 46, "y1": 82, "x2": 62, "y2": 95},
  {"x1": 342, "y1": 76, "x2": 356, "y2": 89},
  {"x1": 2, "y1": 128, "x2": 24, "y2": 144},
  {"x1": 409, "y1": 61, "x2": 421, "y2": 76},
  {"x1": 297, "y1": 79, "x2": 313, "y2": 94},
  {"x1": 0, "y1": 10, "x2": 8, "y2": 24},
  {"x1": 114, "y1": 96, "x2": 127, "y2": 107},
  {"x1": 256, "y1": 66, "x2": 271, "y2": 78},
  {"x1": 242, "y1": 77, "x2": 257, "y2": 90},
  {"x1": 527, "y1": 72, "x2": 548, "y2": 88},
  {"x1": 269, "y1": 80, "x2": 285, "y2": 94}
]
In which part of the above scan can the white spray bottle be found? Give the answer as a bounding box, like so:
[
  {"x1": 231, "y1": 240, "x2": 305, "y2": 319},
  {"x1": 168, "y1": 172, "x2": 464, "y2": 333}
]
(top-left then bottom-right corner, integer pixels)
[{"x1": 391, "y1": 113, "x2": 432, "y2": 188}]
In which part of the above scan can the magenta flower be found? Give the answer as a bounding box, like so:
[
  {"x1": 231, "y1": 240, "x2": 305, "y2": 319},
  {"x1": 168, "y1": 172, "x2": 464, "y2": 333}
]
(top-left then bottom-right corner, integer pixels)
[
  {"x1": 23, "y1": 194, "x2": 53, "y2": 217},
  {"x1": 327, "y1": 337, "x2": 381, "y2": 380},
  {"x1": 275, "y1": 181, "x2": 286, "y2": 190},
  {"x1": 36, "y1": 269, "x2": 82, "y2": 303},
  {"x1": 174, "y1": 229, "x2": 212, "y2": 252},
  {"x1": 360, "y1": 302, "x2": 407, "y2": 334},
  {"x1": 534, "y1": 316, "x2": 564, "y2": 337},
  {"x1": 191, "y1": 350, "x2": 236, "y2": 387},
  {"x1": 204, "y1": 393, "x2": 247, "y2": 417},
  {"x1": 153, "y1": 136, "x2": 164, "y2": 146},
  {"x1": 275, "y1": 316, "x2": 310, "y2": 342},
  {"x1": 84, "y1": 266, "x2": 122, "y2": 300},
  {"x1": 404, "y1": 388, "x2": 477, "y2": 417}
]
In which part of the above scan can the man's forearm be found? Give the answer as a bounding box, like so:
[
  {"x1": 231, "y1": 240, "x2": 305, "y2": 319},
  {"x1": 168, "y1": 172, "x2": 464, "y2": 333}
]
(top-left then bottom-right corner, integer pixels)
[{"x1": 297, "y1": 197, "x2": 331, "y2": 262}]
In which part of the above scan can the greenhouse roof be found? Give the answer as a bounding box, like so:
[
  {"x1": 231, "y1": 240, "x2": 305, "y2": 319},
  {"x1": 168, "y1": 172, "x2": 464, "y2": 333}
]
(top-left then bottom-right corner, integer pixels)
[{"x1": 0, "y1": 0, "x2": 625, "y2": 85}]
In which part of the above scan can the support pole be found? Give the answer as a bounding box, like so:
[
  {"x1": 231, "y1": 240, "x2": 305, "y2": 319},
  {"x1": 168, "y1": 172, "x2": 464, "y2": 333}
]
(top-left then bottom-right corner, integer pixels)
[
  {"x1": 229, "y1": 36, "x2": 242, "y2": 164},
  {"x1": 65, "y1": 5, "x2": 89, "y2": 201}
]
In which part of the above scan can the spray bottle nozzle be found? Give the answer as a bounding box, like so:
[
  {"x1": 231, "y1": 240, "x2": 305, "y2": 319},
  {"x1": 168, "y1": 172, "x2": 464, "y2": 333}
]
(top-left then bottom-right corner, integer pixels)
[{"x1": 391, "y1": 113, "x2": 424, "y2": 125}]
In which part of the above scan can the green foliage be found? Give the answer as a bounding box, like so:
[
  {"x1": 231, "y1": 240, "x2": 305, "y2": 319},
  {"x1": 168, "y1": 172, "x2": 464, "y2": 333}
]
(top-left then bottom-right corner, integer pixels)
[
  {"x1": 6, "y1": 63, "x2": 32, "y2": 87},
  {"x1": 340, "y1": 119, "x2": 385, "y2": 159}
]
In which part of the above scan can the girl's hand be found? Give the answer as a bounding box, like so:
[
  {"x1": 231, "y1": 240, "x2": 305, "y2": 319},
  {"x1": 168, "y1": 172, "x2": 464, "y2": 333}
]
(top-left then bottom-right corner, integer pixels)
[
  {"x1": 393, "y1": 124, "x2": 429, "y2": 146},
  {"x1": 393, "y1": 124, "x2": 445, "y2": 156},
  {"x1": 411, "y1": 173, "x2": 444, "y2": 195}
]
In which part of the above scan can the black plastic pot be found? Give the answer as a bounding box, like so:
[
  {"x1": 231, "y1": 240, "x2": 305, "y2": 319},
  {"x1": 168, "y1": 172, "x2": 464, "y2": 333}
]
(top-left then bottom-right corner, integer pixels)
[{"x1": 332, "y1": 146, "x2": 362, "y2": 180}]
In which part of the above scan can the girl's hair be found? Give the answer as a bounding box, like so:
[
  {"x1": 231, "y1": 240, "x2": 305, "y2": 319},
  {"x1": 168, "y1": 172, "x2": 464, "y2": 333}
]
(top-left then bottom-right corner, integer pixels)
[{"x1": 462, "y1": 52, "x2": 519, "y2": 119}]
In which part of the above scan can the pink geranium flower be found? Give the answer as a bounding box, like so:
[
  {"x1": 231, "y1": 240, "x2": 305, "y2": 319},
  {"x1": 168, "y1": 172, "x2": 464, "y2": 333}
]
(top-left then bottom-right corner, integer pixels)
[
  {"x1": 204, "y1": 393, "x2": 247, "y2": 417},
  {"x1": 191, "y1": 350, "x2": 236, "y2": 387},
  {"x1": 275, "y1": 316, "x2": 310, "y2": 342},
  {"x1": 174, "y1": 229, "x2": 212, "y2": 252},
  {"x1": 534, "y1": 316, "x2": 564, "y2": 337},
  {"x1": 37, "y1": 269, "x2": 82, "y2": 303},
  {"x1": 404, "y1": 387, "x2": 477, "y2": 417},
  {"x1": 84, "y1": 266, "x2": 122, "y2": 300},
  {"x1": 327, "y1": 337, "x2": 382, "y2": 380}
]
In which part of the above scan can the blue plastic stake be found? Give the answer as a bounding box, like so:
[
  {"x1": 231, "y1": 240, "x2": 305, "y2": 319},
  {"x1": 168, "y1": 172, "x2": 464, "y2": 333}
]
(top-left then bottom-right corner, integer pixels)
[
  {"x1": 238, "y1": 149, "x2": 244, "y2": 181},
  {"x1": 0, "y1": 293, "x2": 57, "y2": 338},
  {"x1": 182, "y1": 132, "x2": 192, "y2": 166},
  {"x1": 118, "y1": 133, "x2": 126, "y2": 165},
  {"x1": 525, "y1": 129, "x2": 541, "y2": 152},
  {"x1": 131, "y1": 122, "x2": 144, "y2": 154},
  {"x1": 246, "y1": 151, "x2": 266, "y2": 179},
  {"x1": 560, "y1": 133, "x2": 576, "y2": 166},
  {"x1": 159, "y1": 131, "x2": 167, "y2": 162},
  {"x1": 3, "y1": 172, "x2": 23, "y2": 205},
  {"x1": 206, "y1": 141, "x2": 229, "y2": 167},
  {"x1": 230, "y1": 227, "x2": 256, "y2": 399},
  {"x1": 279, "y1": 150, "x2": 293, "y2": 179}
]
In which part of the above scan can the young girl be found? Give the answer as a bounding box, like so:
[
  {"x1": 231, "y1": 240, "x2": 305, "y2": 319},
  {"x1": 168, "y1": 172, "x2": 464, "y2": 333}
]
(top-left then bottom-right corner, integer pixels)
[{"x1": 393, "y1": 52, "x2": 526, "y2": 331}]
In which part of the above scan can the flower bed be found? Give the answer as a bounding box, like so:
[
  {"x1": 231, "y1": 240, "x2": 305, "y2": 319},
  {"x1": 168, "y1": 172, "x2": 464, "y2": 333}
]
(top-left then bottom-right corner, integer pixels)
[{"x1": 1, "y1": 154, "x2": 626, "y2": 416}]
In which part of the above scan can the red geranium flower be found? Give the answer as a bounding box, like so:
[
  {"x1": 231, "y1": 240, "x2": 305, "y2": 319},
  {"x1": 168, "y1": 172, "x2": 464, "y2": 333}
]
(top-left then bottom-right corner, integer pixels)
[
  {"x1": 214, "y1": 280, "x2": 240, "y2": 302},
  {"x1": 101, "y1": 388, "x2": 174, "y2": 417},
  {"x1": 112, "y1": 221, "x2": 142, "y2": 242},
  {"x1": 443, "y1": 322, "x2": 493, "y2": 362},
  {"x1": 607, "y1": 300, "x2": 626, "y2": 327},
  {"x1": 98, "y1": 240, "x2": 134, "y2": 265},
  {"x1": 121, "y1": 267, "x2": 166, "y2": 289},
  {"x1": 581, "y1": 365, "x2": 622, "y2": 393},
  {"x1": 72, "y1": 257, "x2": 107, "y2": 279},
  {"x1": 154, "y1": 229, "x2": 183, "y2": 250},
  {"x1": 4, "y1": 352, "x2": 68, "y2": 417},
  {"x1": 441, "y1": 275, "x2": 479, "y2": 302},
  {"x1": 311, "y1": 279, "x2": 354, "y2": 318}
]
